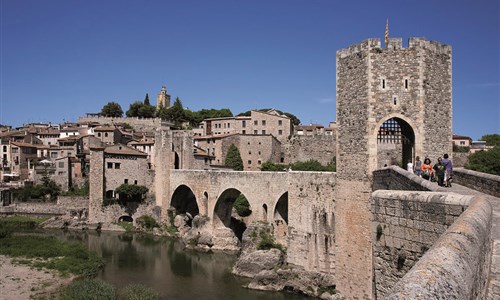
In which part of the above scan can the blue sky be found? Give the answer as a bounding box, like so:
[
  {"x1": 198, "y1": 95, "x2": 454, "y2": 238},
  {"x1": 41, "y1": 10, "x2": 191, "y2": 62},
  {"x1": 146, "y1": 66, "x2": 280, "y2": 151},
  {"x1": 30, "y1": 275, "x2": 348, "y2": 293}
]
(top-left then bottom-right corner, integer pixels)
[{"x1": 1, "y1": 0, "x2": 498, "y2": 140}]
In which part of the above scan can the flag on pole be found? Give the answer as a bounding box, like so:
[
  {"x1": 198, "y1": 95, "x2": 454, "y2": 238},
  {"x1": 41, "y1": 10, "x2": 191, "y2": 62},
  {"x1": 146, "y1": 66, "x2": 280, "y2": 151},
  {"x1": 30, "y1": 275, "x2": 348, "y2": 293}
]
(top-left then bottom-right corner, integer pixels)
[{"x1": 385, "y1": 19, "x2": 389, "y2": 47}]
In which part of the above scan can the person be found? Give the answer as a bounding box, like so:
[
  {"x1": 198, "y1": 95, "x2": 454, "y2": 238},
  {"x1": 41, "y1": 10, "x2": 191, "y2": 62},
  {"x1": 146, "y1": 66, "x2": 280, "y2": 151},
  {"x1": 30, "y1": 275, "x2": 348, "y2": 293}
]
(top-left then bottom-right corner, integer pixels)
[
  {"x1": 421, "y1": 158, "x2": 433, "y2": 180},
  {"x1": 433, "y1": 157, "x2": 446, "y2": 187},
  {"x1": 442, "y1": 153, "x2": 453, "y2": 187},
  {"x1": 407, "y1": 160, "x2": 413, "y2": 172},
  {"x1": 414, "y1": 156, "x2": 422, "y2": 177}
]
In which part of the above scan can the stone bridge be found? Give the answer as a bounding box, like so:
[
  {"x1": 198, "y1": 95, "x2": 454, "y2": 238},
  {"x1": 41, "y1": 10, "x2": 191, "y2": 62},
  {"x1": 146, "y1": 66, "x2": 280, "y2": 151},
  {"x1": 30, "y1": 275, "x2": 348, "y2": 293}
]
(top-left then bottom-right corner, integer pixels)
[{"x1": 167, "y1": 169, "x2": 337, "y2": 270}]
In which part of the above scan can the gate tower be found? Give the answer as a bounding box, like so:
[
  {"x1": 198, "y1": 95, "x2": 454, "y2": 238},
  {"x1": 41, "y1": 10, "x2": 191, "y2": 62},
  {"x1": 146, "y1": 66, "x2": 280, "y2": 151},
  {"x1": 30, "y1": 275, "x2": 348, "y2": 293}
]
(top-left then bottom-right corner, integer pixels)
[{"x1": 335, "y1": 37, "x2": 452, "y2": 299}]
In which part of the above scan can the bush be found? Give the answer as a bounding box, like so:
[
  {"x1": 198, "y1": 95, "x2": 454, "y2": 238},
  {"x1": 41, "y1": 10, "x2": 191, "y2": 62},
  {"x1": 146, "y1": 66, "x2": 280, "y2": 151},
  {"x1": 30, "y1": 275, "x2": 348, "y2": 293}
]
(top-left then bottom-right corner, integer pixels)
[
  {"x1": 60, "y1": 279, "x2": 115, "y2": 300},
  {"x1": 136, "y1": 215, "x2": 159, "y2": 230},
  {"x1": 233, "y1": 194, "x2": 252, "y2": 217},
  {"x1": 257, "y1": 229, "x2": 285, "y2": 252},
  {"x1": 115, "y1": 184, "x2": 148, "y2": 203},
  {"x1": 120, "y1": 284, "x2": 159, "y2": 300}
]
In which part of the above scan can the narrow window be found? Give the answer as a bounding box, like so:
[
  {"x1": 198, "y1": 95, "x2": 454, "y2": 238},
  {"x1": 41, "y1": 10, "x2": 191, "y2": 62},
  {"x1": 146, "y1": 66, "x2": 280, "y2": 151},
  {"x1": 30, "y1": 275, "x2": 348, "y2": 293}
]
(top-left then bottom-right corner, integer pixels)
[
  {"x1": 278, "y1": 120, "x2": 282, "y2": 126},
  {"x1": 242, "y1": 130, "x2": 246, "y2": 134},
  {"x1": 254, "y1": 130, "x2": 258, "y2": 134},
  {"x1": 254, "y1": 120, "x2": 258, "y2": 125},
  {"x1": 262, "y1": 120, "x2": 266, "y2": 126},
  {"x1": 278, "y1": 130, "x2": 283, "y2": 135},
  {"x1": 262, "y1": 130, "x2": 266, "y2": 134},
  {"x1": 107, "y1": 162, "x2": 113, "y2": 169},
  {"x1": 242, "y1": 120, "x2": 246, "y2": 128},
  {"x1": 382, "y1": 79, "x2": 386, "y2": 89},
  {"x1": 124, "y1": 179, "x2": 128, "y2": 184},
  {"x1": 393, "y1": 96, "x2": 397, "y2": 105},
  {"x1": 248, "y1": 160, "x2": 252, "y2": 165},
  {"x1": 134, "y1": 180, "x2": 138, "y2": 185},
  {"x1": 405, "y1": 79, "x2": 409, "y2": 89}
]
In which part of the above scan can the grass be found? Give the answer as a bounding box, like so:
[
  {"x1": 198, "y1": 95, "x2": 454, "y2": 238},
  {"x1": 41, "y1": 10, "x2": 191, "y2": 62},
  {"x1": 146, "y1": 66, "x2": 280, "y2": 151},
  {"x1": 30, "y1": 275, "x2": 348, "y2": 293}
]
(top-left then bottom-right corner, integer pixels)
[
  {"x1": 60, "y1": 279, "x2": 115, "y2": 300},
  {"x1": 60, "y1": 280, "x2": 159, "y2": 300},
  {"x1": 119, "y1": 284, "x2": 159, "y2": 300},
  {"x1": 0, "y1": 234, "x2": 104, "y2": 277},
  {"x1": 0, "y1": 216, "x2": 49, "y2": 229}
]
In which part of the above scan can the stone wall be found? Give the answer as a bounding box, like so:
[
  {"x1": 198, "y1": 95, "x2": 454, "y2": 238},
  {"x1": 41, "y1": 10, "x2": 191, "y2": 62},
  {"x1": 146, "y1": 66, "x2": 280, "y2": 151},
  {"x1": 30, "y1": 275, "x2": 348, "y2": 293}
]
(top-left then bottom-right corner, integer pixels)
[
  {"x1": 453, "y1": 167, "x2": 500, "y2": 197},
  {"x1": 371, "y1": 190, "x2": 472, "y2": 298},
  {"x1": 286, "y1": 171, "x2": 336, "y2": 275},
  {"x1": 0, "y1": 201, "x2": 83, "y2": 218},
  {"x1": 78, "y1": 116, "x2": 166, "y2": 132},
  {"x1": 384, "y1": 196, "x2": 492, "y2": 299},
  {"x1": 284, "y1": 135, "x2": 336, "y2": 165},
  {"x1": 373, "y1": 166, "x2": 436, "y2": 192},
  {"x1": 452, "y1": 152, "x2": 469, "y2": 167},
  {"x1": 89, "y1": 200, "x2": 161, "y2": 225},
  {"x1": 57, "y1": 196, "x2": 89, "y2": 208}
]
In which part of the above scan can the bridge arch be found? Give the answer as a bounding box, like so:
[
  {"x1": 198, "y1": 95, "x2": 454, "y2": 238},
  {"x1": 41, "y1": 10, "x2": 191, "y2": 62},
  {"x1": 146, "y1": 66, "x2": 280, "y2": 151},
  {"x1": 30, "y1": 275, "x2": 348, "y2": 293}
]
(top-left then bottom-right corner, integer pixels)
[
  {"x1": 373, "y1": 115, "x2": 417, "y2": 169},
  {"x1": 171, "y1": 184, "x2": 199, "y2": 221},
  {"x1": 213, "y1": 188, "x2": 252, "y2": 241},
  {"x1": 273, "y1": 192, "x2": 288, "y2": 245}
]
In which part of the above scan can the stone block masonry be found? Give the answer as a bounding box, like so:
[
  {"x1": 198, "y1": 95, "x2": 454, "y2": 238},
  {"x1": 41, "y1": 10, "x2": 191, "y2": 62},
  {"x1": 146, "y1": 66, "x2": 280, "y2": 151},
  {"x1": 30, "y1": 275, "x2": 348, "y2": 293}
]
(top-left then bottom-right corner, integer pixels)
[
  {"x1": 384, "y1": 195, "x2": 492, "y2": 299},
  {"x1": 371, "y1": 190, "x2": 473, "y2": 298}
]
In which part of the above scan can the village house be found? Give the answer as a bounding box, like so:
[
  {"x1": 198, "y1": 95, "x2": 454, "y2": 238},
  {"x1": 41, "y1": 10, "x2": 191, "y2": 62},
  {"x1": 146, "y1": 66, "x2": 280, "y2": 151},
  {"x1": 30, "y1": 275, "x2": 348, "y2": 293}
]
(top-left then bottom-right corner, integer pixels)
[
  {"x1": 200, "y1": 109, "x2": 292, "y2": 143},
  {"x1": 100, "y1": 144, "x2": 153, "y2": 199}
]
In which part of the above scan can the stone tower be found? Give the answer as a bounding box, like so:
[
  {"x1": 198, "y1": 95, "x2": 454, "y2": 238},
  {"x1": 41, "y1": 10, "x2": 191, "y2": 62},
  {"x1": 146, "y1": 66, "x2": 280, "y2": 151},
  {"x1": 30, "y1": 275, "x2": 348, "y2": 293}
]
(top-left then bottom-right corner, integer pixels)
[
  {"x1": 157, "y1": 85, "x2": 171, "y2": 109},
  {"x1": 334, "y1": 37, "x2": 452, "y2": 299}
]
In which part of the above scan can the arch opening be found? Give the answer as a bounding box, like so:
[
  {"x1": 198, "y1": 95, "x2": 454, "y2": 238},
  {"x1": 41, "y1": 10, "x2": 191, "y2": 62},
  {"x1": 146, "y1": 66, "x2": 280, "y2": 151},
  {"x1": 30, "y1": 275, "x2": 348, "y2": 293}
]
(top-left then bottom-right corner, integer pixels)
[
  {"x1": 273, "y1": 192, "x2": 288, "y2": 245},
  {"x1": 174, "y1": 152, "x2": 180, "y2": 169},
  {"x1": 171, "y1": 185, "x2": 199, "y2": 227},
  {"x1": 376, "y1": 117, "x2": 415, "y2": 169},
  {"x1": 118, "y1": 215, "x2": 133, "y2": 223},
  {"x1": 214, "y1": 188, "x2": 252, "y2": 241}
]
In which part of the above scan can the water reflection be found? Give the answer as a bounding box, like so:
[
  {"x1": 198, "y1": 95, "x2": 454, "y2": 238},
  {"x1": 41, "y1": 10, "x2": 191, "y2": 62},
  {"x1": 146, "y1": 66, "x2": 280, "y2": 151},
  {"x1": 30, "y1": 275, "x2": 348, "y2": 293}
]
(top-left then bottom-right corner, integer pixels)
[{"x1": 54, "y1": 230, "x2": 307, "y2": 300}]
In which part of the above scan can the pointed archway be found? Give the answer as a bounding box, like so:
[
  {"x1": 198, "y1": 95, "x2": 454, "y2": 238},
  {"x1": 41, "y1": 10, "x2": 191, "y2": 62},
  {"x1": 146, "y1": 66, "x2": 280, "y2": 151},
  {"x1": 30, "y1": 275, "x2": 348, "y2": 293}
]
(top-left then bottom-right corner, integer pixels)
[
  {"x1": 213, "y1": 188, "x2": 252, "y2": 241},
  {"x1": 273, "y1": 192, "x2": 288, "y2": 245},
  {"x1": 171, "y1": 185, "x2": 199, "y2": 225},
  {"x1": 376, "y1": 117, "x2": 415, "y2": 169}
]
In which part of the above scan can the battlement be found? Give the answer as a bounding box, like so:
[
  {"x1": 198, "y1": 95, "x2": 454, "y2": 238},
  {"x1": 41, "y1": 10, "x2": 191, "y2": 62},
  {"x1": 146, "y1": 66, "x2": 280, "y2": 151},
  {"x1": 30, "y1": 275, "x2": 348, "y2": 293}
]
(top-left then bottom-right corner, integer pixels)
[{"x1": 337, "y1": 37, "x2": 452, "y2": 58}]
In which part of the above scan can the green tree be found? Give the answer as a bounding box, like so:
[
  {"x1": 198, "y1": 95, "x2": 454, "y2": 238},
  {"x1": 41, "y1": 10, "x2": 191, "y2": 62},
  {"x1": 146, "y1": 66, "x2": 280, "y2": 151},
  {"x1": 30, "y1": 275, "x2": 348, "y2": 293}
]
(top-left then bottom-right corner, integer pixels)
[
  {"x1": 164, "y1": 97, "x2": 186, "y2": 128},
  {"x1": 138, "y1": 104, "x2": 156, "y2": 118},
  {"x1": 126, "y1": 100, "x2": 156, "y2": 118},
  {"x1": 143, "y1": 93, "x2": 150, "y2": 106},
  {"x1": 157, "y1": 104, "x2": 168, "y2": 120},
  {"x1": 126, "y1": 101, "x2": 143, "y2": 117},
  {"x1": 480, "y1": 134, "x2": 500, "y2": 147},
  {"x1": 466, "y1": 147, "x2": 500, "y2": 176},
  {"x1": 101, "y1": 102, "x2": 123, "y2": 118},
  {"x1": 225, "y1": 144, "x2": 243, "y2": 171},
  {"x1": 115, "y1": 184, "x2": 149, "y2": 203}
]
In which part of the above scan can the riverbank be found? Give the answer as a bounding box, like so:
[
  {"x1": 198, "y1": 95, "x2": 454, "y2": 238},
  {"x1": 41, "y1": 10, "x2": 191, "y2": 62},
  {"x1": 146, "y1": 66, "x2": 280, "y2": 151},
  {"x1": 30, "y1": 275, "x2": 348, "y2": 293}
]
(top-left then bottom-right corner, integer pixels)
[{"x1": 0, "y1": 255, "x2": 73, "y2": 300}]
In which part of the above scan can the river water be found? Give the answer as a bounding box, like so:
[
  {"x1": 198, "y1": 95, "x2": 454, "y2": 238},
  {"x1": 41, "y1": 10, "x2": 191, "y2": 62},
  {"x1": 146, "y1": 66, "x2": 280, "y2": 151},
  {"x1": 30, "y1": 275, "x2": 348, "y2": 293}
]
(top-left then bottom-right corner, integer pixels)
[{"x1": 54, "y1": 230, "x2": 308, "y2": 300}]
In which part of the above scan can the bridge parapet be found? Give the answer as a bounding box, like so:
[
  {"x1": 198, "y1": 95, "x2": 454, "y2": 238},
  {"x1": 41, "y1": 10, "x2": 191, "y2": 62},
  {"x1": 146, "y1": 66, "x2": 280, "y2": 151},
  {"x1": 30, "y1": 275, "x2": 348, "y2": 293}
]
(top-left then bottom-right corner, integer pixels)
[
  {"x1": 373, "y1": 165, "x2": 436, "y2": 192},
  {"x1": 453, "y1": 167, "x2": 500, "y2": 198},
  {"x1": 381, "y1": 195, "x2": 492, "y2": 299}
]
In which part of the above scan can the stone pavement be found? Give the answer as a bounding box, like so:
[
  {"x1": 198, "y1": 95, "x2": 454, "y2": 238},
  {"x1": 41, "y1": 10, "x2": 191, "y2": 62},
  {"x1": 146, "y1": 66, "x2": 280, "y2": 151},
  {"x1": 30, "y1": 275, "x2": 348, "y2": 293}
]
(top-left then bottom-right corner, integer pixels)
[{"x1": 433, "y1": 182, "x2": 499, "y2": 299}]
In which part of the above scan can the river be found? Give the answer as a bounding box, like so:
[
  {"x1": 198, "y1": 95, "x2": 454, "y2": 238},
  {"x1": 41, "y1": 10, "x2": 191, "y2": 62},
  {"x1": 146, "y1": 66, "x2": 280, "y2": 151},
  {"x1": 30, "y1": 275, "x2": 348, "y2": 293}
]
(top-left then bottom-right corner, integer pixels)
[{"x1": 53, "y1": 230, "x2": 308, "y2": 300}]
